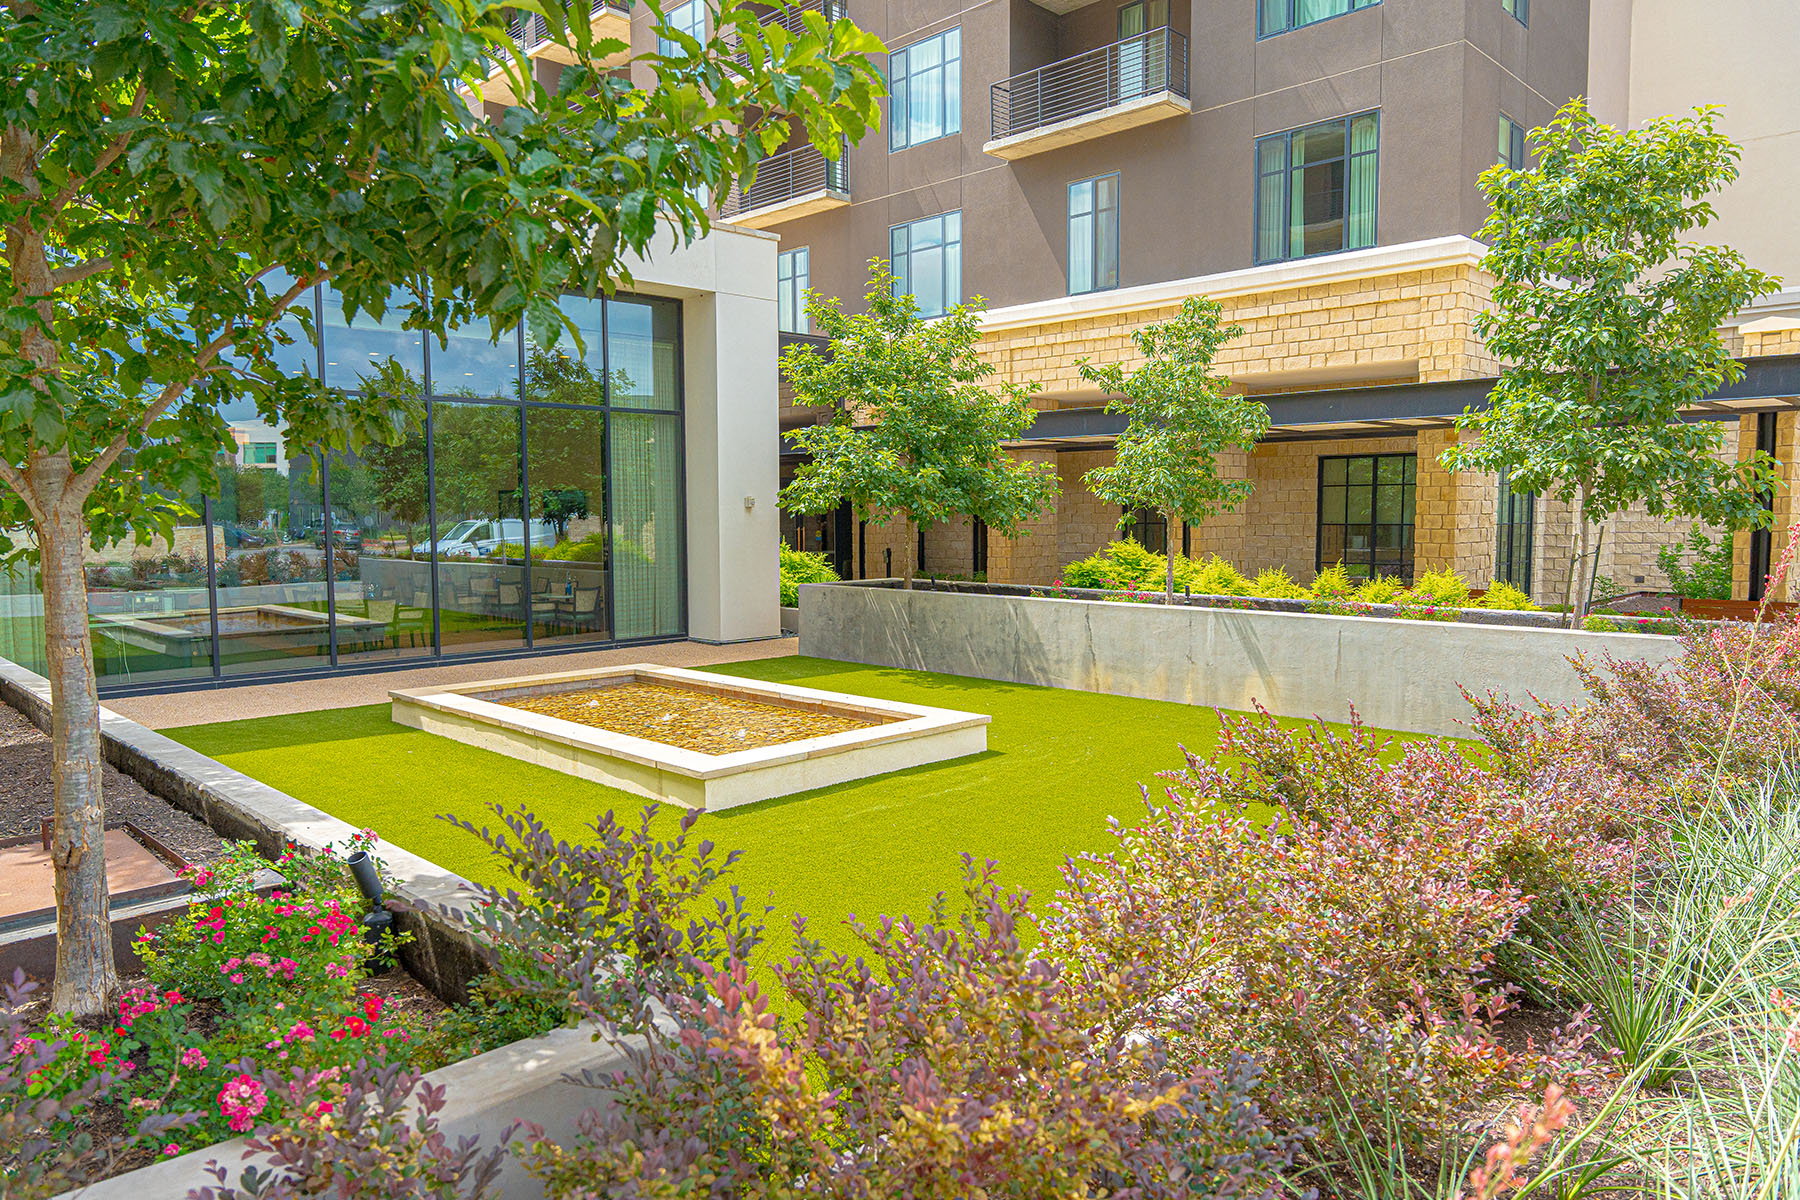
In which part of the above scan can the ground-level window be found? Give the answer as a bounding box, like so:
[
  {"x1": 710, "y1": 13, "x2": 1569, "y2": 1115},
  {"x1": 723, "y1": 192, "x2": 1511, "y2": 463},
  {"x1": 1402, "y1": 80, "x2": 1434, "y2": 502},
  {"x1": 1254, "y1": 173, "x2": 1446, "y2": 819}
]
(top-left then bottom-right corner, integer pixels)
[
  {"x1": 1502, "y1": 0, "x2": 1527, "y2": 24},
  {"x1": 1124, "y1": 506, "x2": 1167, "y2": 555},
  {"x1": 777, "y1": 247, "x2": 809, "y2": 333},
  {"x1": 1498, "y1": 114, "x2": 1527, "y2": 170},
  {"x1": 890, "y1": 211, "x2": 962, "y2": 318},
  {"x1": 1068, "y1": 173, "x2": 1121, "y2": 295},
  {"x1": 1317, "y1": 453, "x2": 1415, "y2": 579},
  {"x1": 1257, "y1": 0, "x2": 1378, "y2": 38},
  {"x1": 1255, "y1": 111, "x2": 1379, "y2": 264},
  {"x1": 1495, "y1": 471, "x2": 1534, "y2": 593}
]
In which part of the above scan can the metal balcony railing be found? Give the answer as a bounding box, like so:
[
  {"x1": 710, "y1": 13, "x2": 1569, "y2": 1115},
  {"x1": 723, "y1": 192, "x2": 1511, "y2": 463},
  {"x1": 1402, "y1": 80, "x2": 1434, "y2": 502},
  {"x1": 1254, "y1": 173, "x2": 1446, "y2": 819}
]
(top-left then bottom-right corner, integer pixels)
[
  {"x1": 732, "y1": 0, "x2": 847, "y2": 70},
  {"x1": 719, "y1": 141, "x2": 848, "y2": 219},
  {"x1": 989, "y1": 27, "x2": 1189, "y2": 142},
  {"x1": 511, "y1": 0, "x2": 630, "y2": 53}
]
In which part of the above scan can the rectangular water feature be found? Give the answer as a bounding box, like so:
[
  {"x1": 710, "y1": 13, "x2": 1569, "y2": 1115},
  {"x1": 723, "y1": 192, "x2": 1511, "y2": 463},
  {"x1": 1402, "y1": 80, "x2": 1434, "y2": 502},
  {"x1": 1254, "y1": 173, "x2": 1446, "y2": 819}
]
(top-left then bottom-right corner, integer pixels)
[
  {"x1": 390, "y1": 665, "x2": 989, "y2": 810},
  {"x1": 101, "y1": 604, "x2": 387, "y2": 668}
]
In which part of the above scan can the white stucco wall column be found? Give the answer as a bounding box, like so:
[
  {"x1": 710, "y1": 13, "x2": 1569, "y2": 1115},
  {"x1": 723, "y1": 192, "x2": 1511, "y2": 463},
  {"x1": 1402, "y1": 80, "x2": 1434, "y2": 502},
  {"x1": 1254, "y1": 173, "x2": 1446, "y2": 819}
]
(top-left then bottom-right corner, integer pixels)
[{"x1": 630, "y1": 225, "x2": 782, "y2": 643}]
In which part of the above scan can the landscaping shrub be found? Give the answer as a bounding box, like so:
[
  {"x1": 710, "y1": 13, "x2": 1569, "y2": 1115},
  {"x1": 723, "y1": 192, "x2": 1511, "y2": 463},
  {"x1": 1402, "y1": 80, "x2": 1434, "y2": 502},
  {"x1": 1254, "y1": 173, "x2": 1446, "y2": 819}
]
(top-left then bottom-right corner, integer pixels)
[
  {"x1": 1248, "y1": 566, "x2": 1308, "y2": 599},
  {"x1": 188, "y1": 1062, "x2": 505, "y2": 1200},
  {"x1": 1478, "y1": 580, "x2": 1539, "y2": 611},
  {"x1": 1350, "y1": 574, "x2": 1406, "y2": 605},
  {"x1": 516, "y1": 862, "x2": 1299, "y2": 1200},
  {"x1": 1656, "y1": 527, "x2": 1734, "y2": 600},
  {"x1": 1061, "y1": 538, "x2": 1170, "y2": 591},
  {"x1": 12, "y1": 836, "x2": 414, "y2": 1175},
  {"x1": 778, "y1": 544, "x2": 839, "y2": 607},
  {"x1": 1187, "y1": 553, "x2": 1251, "y2": 596}
]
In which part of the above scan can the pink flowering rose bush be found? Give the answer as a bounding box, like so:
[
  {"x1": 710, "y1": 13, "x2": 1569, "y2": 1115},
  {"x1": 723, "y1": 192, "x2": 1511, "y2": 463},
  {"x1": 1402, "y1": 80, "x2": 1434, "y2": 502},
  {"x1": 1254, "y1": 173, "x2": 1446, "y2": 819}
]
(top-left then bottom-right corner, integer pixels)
[{"x1": 18, "y1": 835, "x2": 417, "y2": 1163}]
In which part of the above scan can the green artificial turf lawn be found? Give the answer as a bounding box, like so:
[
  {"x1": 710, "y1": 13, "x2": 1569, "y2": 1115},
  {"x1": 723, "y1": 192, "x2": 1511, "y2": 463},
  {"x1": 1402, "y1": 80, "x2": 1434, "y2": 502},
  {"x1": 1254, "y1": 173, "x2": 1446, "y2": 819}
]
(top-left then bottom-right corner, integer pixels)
[{"x1": 163, "y1": 657, "x2": 1430, "y2": 977}]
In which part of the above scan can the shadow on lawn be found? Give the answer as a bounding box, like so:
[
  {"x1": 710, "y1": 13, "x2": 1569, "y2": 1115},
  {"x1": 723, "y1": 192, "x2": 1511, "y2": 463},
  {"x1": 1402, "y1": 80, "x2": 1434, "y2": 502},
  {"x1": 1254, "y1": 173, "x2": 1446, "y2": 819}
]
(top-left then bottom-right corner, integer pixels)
[
  {"x1": 702, "y1": 747, "x2": 1008, "y2": 821},
  {"x1": 165, "y1": 703, "x2": 406, "y2": 755}
]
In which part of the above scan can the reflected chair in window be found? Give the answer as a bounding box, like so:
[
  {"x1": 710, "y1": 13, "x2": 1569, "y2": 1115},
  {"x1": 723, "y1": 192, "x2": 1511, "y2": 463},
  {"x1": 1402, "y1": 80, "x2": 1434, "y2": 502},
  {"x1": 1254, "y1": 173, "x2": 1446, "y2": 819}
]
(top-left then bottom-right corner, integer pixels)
[
  {"x1": 364, "y1": 600, "x2": 399, "y2": 650},
  {"x1": 562, "y1": 585, "x2": 603, "y2": 635},
  {"x1": 497, "y1": 581, "x2": 524, "y2": 622}
]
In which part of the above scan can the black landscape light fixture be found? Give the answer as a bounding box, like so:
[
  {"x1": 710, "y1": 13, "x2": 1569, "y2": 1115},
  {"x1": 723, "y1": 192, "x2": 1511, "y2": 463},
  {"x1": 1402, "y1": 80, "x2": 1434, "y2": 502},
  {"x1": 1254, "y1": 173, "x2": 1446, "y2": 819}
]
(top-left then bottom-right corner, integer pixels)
[{"x1": 346, "y1": 849, "x2": 397, "y2": 971}]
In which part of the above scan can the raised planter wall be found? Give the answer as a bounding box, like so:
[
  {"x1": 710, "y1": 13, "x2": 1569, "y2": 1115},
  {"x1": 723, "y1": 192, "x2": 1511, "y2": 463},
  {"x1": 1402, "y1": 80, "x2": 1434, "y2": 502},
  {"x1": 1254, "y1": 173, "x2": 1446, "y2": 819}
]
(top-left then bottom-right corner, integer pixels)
[
  {"x1": 797, "y1": 582, "x2": 1685, "y2": 737},
  {"x1": 0, "y1": 657, "x2": 485, "y2": 1003}
]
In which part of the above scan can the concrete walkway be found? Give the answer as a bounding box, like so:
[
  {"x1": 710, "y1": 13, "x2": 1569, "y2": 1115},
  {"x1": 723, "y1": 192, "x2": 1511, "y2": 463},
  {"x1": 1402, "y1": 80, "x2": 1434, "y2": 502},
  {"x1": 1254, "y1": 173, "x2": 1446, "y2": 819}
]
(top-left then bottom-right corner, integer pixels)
[{"x1": 105, "y1": 638, "x2": 799, "y2": 729}]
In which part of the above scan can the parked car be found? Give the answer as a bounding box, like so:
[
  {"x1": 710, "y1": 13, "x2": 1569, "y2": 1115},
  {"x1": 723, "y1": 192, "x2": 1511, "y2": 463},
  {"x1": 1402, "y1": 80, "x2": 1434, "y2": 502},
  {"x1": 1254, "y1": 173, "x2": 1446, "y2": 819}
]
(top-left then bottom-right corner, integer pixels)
[
  {"x1": 412, "y1": 518, "x2": 555, "y2": 558},
  {"x1": 223, "y1": 522, "x2": 269, "y2": 549},
  {"x1": 306, "y1": 519, "x2": 364, "y2": 551}
]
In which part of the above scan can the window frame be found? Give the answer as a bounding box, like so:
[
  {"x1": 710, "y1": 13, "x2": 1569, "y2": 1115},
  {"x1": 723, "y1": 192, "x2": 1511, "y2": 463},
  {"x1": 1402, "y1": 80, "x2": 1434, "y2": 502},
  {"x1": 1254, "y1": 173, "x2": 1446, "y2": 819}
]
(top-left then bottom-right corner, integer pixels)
[
  {"x1": 777, "y1": 246, "x2": 810, "y2": 334},
  {"x1": 1498, "y1": 113, "x2": 1527, "y2": 170},
  {"x1": 1256, "y1": 0, "x2": 1379, "y2": 40},
  {"x1": 889, "y1": 210, "x2": 963, "y2": 319},
  {"x1": 1315, "y1": 452, "x2": 1416, "y2": 580},
  {"x1": 1124, "y1": 506, "x2": 1167, "y2": 555},
  {"x1": 1253, "y1": 110, "x2": 1380, "y2": 265},
  {"x1": 1067, "y1": 173, "x2": 1122, "y2": 296},
  {"x1": 1502, "y1": 0, "x2": 1528, "y2": 25},
  {"x1": 1495, "y1": 471, "x2": 1535, "y2": 594},
  {"x1": 658, "y1": 1, "x2": 707, "y2": 58},
  {"x1": 887, "y1": 27, "x2": 962, "y2": 152}
]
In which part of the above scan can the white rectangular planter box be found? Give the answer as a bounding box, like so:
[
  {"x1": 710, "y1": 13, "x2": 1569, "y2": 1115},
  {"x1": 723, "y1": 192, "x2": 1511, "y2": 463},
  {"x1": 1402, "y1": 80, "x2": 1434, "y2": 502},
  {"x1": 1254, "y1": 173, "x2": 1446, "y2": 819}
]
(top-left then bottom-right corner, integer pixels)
[{"x1": 391, "y1": 664, "x2": 989, "y2": 810}]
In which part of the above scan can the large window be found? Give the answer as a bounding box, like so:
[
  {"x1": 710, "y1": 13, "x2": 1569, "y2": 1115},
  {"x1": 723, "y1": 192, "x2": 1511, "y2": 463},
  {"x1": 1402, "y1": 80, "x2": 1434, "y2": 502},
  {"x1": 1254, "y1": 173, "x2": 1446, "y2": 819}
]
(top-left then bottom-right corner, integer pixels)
[
  {"x1": 47, "y1": 288, "x2": 688, "y2": 693},
  {"x1": 1255, "y1": 111, "x2": 1379, "y2": 264},
  {"x1": 1317, "y1": 453, "x2": 1415, "y2": 579},
  {"x1": 1124, "y1": 507, "x2": 1167, "y2": 555},
  {"x1": 888, "y1": 28, "x2": 961, "y2": 151},
  {"x1": 1502, "y1": 0, "x2": 1527, "y2": 24},
  {"x1": 659, "y1": 0, "x2": 706, "y2": 55},
  {"x1": 890, "y1": 211, "x2": 962, "y2": 318},
  {"x1": 1498, "y1": 114, "x2": 1527, "y2": 169},
  {"x1": 1257, "y1": 0, "x2": 1378, "y2": 38},
  {"x1": 1068, "y1": 174, "x2": 1121, "y2": 295},
  {"x1": 777, "y1": 247, "x2": 810, "y2": 333},
  {"x1": 1495, "y1": 472, "x2": 1535, "y2": 594}
]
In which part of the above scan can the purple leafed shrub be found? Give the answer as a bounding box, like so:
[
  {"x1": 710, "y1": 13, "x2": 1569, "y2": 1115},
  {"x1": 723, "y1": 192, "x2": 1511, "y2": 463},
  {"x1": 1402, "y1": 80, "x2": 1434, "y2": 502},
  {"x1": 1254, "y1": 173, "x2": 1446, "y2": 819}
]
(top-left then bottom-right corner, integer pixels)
[
  {"x1": 517, "y1": 860, "x2": 1301, "y2": 1199},
  {"x1": 440, "y1": 802, "x2": 766, "y2": 1026},
  {"x1": 188, "y1": 1062, "x2": 504, "y2": 1199}
]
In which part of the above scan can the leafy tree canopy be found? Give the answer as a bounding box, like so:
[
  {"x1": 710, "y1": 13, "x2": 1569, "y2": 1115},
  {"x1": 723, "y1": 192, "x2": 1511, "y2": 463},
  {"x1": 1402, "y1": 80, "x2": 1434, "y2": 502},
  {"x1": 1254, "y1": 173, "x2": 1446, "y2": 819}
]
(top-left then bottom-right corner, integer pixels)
[
  {"x1": 1078, "y1": 297, "x2": 1265, "y2": 598},
  {"x1": 778, "y1": 262, "x2": 1058, "y2": 584},
  {"x1": 1445, "y1": 101, "x2": 1780, "y2": 531}
]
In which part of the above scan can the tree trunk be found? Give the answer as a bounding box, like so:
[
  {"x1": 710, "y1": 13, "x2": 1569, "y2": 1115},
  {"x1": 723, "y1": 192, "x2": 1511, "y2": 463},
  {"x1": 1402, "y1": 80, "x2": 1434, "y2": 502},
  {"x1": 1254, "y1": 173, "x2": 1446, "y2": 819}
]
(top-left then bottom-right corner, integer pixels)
[
  {"x1": 1163, "y1": 510, "x2": 1178, "y2": 606},
  {"x1": 1569, "y1": 488, "x2": 1593, "y2": 629},
  {"x1": 41, "y1": 510, "x2": 117, "y2": 1018}
]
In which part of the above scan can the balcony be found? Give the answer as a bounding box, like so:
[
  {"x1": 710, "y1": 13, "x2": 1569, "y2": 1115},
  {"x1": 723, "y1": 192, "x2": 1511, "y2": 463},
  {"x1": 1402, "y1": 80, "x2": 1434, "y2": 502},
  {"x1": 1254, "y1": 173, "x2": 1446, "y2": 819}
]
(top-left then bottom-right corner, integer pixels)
[
  {"x1": 985, "y1": 28, "x2": 1190, "y2": 160},
  {"x1": 520, "y1": 0, "x2": 632, "y2": 67},
  {"x1": 718, "y1": 141, "x2": 850, "y2": 229}
]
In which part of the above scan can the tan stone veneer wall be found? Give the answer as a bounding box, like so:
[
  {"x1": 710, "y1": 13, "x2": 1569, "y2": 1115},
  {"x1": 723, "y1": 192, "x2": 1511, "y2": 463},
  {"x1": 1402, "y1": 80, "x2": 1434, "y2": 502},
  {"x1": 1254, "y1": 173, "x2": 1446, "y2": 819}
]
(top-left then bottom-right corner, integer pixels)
[{"x1": 978, "y1": 262, "x2": 1499, "y2": 399}]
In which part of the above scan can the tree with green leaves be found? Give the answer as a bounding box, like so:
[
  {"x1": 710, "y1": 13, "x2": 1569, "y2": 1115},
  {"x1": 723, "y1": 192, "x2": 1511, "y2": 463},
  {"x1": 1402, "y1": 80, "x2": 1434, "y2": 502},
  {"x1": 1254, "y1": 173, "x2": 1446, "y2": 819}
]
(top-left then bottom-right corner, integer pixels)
[
  {"x1": 0, "y1": 0, "x2": 882, "y2": 1015},
  {"x1": 1078, "y1": 297, "x2": 1265, "y2": 603},
  {"x1": 779, "y1": 262, "x2": 1059, "y2": 588},
  {"x1": 1444, "y1": 100, "x2": 1780, "y2": 624}
]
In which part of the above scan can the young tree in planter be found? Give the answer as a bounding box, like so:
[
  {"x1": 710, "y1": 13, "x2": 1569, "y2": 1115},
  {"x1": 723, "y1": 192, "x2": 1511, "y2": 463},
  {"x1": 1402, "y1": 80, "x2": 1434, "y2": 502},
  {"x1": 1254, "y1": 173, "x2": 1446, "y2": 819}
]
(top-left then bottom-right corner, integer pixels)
[
  {"x1": 1077, "y1": 296, "x2": 1265, "y2": 603},
  {"x1": 1444, "y1": 101, "x2": 1780, "y2": 624},
  {"x1": 0, "y1": 0, "x2": 882, "y2": 1016},
  {"x1": 779, "y1": 262, "x2": 1058, "y2": 588}
]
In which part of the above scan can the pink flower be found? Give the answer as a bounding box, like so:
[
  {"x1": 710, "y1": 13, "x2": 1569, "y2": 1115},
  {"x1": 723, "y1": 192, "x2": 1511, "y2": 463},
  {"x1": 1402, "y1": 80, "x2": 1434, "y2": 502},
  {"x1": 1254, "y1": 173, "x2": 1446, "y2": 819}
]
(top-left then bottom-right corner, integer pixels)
[
  {"x1": 163, "y1": 1144, "x2": 181, "y2": 1157},
  {"x1": 179, "y1": 1047, "x2": 209, "y2": 1069},
  {"x1": 324, "y1": 960, "x2": 349, "y2": 979},
  {"x1": 218, "y1": 1074, "x2": 269, "y2": 1133}
]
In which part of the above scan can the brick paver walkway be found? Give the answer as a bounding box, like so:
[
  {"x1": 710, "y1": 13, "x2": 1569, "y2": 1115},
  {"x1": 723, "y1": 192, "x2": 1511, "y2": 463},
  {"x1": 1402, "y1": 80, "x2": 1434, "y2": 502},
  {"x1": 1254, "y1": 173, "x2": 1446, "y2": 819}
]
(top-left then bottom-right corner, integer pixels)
[{"x1": 105, "y1": 638, "x2": 799, "y2": 729}]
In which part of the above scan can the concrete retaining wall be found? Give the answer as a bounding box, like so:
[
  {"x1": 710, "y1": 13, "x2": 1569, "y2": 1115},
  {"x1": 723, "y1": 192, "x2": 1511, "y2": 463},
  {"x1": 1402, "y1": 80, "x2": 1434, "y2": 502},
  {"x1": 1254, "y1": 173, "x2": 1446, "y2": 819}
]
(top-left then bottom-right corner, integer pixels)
[
  {"x1": 57, "y1": 1020, "x2": 635, "y2": 1200},
  {"x1": 798, "y1": 583, "x2": 1685, "y2": 737},
  {"x1": 0, "y1": 658, "x2": 485, "y2": 1003}
]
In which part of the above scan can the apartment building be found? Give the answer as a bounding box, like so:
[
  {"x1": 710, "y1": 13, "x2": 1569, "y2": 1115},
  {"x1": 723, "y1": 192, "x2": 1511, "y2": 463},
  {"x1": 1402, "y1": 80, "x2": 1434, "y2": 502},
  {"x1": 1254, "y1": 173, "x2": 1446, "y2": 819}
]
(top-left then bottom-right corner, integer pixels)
[{"x1": 745, "y1": 0, "x2": 1800, "y2": 601}]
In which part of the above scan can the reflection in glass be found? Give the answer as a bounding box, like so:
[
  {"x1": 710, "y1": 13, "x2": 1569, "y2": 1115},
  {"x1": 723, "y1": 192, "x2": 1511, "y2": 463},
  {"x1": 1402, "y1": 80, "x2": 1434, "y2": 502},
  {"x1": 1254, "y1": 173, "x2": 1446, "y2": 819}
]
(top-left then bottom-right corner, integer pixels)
[
  {"x1": 214, "y1": 454, "x2": 332, "y2": 676},
  {"x1": 527, "y1": 406, "x2": 609, "y2": 644},
  {"x1": 430, "y1": 400, "x2": 527, "y2": 652},
  {"x1": 611, "y1": 412, "x2": 682, "y2": 638},
  {"x1": 433, "y1": 319, "x2": 520, "y2": 399},
  {"x1": 527, "y1": 295, "x2": 606, "y2": 395},
  {"x1": 320, "y1": 285, "x2": 425, "y2": 390},
  {"x1": 81, "y1": 477, "x2": 218, "y2": 687},
  {"x1": 605, "y1": 297, "x2": 680, "y2": 409}
]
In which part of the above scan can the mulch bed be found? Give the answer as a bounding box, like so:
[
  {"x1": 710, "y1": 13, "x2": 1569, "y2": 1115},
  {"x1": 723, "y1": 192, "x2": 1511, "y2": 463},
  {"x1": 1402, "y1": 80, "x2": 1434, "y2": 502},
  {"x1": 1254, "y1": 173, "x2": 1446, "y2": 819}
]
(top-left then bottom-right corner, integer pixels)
[{"x1": 0, "y1": 701, "x2": 225, "y2": 866}]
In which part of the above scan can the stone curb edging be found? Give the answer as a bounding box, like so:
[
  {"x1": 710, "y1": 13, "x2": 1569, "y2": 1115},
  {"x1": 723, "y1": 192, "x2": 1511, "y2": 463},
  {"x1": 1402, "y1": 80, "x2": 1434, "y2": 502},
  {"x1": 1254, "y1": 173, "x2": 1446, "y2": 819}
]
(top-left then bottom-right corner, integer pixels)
[{"x1": 0, "y1": 657, "x2": 486, "y2": 1004}]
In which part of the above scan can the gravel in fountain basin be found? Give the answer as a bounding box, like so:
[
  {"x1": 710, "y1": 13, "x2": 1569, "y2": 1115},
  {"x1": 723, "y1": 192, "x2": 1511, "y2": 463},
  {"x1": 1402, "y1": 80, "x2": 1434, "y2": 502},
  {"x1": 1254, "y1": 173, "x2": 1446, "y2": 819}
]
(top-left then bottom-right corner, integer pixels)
[{"x1": 501, "y1": 681, "x2": 893, "y2": 755}]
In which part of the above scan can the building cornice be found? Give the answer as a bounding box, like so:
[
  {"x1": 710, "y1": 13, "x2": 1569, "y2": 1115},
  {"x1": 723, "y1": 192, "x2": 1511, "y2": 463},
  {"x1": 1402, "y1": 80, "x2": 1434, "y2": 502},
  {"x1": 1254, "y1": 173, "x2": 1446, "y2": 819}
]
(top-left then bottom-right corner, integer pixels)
[{"x1": 975, "y1": 236, "x2": 1491, "y2": 333}]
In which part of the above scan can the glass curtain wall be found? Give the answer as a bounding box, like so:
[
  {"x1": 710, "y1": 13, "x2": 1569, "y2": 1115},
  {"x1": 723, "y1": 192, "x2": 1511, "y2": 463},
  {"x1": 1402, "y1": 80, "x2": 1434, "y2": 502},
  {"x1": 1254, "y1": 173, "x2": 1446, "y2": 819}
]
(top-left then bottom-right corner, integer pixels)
[{"x1": 6, "y1": 287, "x2": 688, "y2": 693}]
